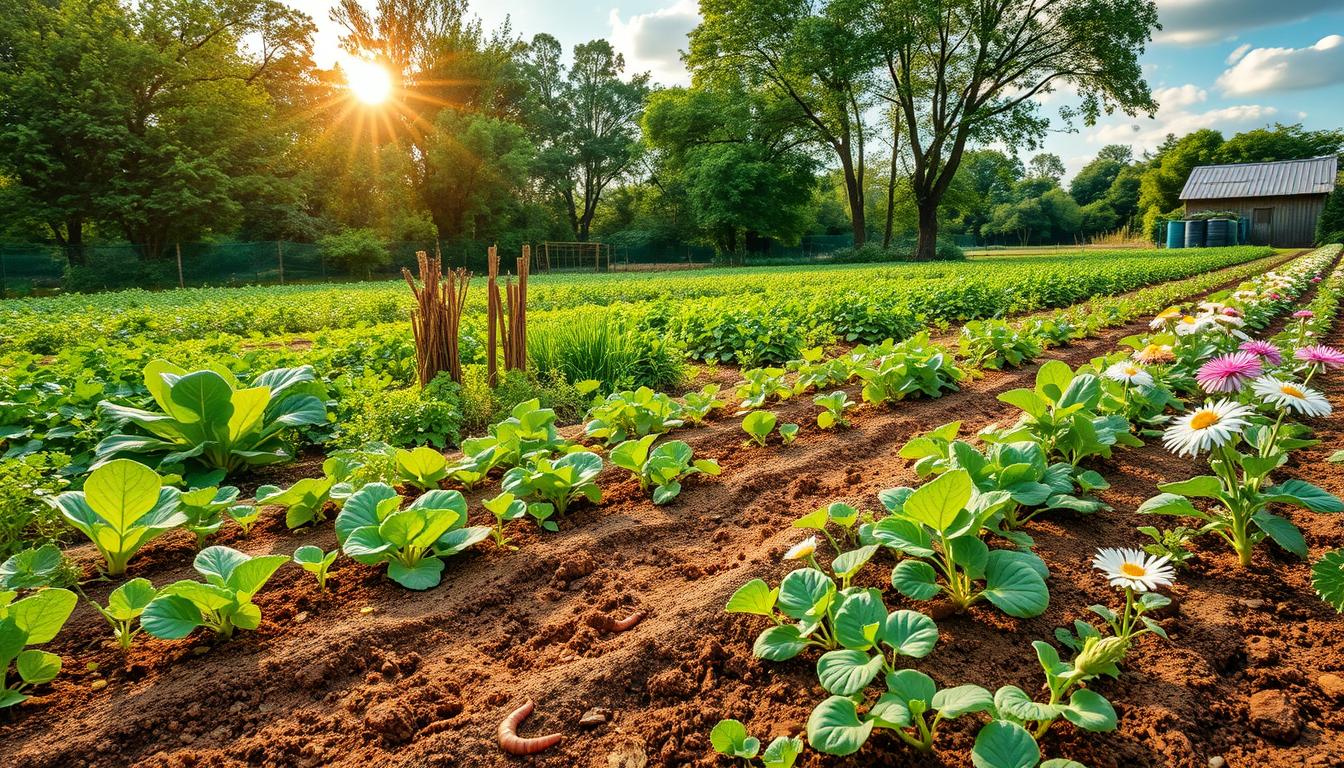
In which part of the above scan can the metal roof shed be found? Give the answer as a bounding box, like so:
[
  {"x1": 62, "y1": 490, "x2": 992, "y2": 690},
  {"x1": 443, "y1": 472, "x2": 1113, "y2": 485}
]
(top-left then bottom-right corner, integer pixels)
[{"x1": 1179, "y1": 155, "x2": 1338, "y2": 248}]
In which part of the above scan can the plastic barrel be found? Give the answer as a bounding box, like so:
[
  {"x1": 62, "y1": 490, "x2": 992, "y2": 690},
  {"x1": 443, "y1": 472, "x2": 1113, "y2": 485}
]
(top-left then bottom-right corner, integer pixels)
[
  {"x1": 1184, "y1": 219, "x2": 1207, "y2": 249},
  {"x1": 1239, "y1": 218, "x2": 1250, "y2": 244},
  {"x1": 1165, "y1": 220, "x2": 1186, "y2": 249},
  {"x1": 1206, "y1": 219, "x2": 1231, "y2": 248}
]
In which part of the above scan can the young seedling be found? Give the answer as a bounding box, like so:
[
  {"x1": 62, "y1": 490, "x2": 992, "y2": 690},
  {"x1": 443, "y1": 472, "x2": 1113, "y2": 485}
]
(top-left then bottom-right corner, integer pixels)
[
  {"x1": 680, "y1": 384, "x2": 726, "y2": 425},
  {"x1": 1135, "y1": 525, "x2": 1198, "y2": 569},
  {"x1": 502, "y1": 452, "x2": 603, "y2": 516},
  {"x1": 335, "y1": 485, "x2": 491, "y2": 590},
  {"x1": 254, "y1": 459, "x2": 348, "y2": 529},
  {"x1": 986, "y1": 636, "x2": 1124, "y2": 742},
  {"x1": 808, "y1": 668, "x2": 993, "y2": 756},
  {"x1": 292, "y1": 545, "x2": 338, "y2": 592},
  {"x1": 179, "y1": 485, "x2": 240, "y2": 548},
  {"x1": 227, "y1": 504, "x2": 262, "y2": 535},
  {"x1": 394, "y1": 446, "x2": 450, "y2": 491},
  {"x1": 610, "y1": 435, "x2": 721, "y2": 505},
  {"x1": 0, "y1": 587, "x2": 78, "y2": 707},
  {"x1": 813, "y1": 391, "x2": 855, "y2": 429},
  {"x1": 737, "y1": 368, "x2": 793, "y2": 409},
  {"x1": 872, "y1": 470, "x2": 1050, "y2": 618},
  {"x1": 483, "y1": 492, "x2": 527, "y2": 549},
  {"x1": 710, "y1": 719, "x2": 804, "y2": 767},
  {"x1": 142, "y1": 546, "x2": 290, "y2": 640},
  {"x1": 93, "y1": 578, "x2": 157, "y2": 651},
  {"x1": 584, "y1": 387, "x2": 684, "y2": 444},
  {"x1": 792, "y1": 502, "x2": 864, "y2": 555},
  {"x1": 46, "y1": 459, "x2": 187, "y2": 576},
  {"x1": 742, "y1": 411, "x2": 798, "y2": 447}
]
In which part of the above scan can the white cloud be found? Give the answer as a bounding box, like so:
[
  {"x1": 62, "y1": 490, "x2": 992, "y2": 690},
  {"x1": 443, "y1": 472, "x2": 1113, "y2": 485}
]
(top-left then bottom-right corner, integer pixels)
[
  {"x1": 1090, "y1": 104, "x2": 1278, "y2": 152},
  {"x1": 1152, "y1": 84, "x2": 1207, "y2": 109},
  {"x1": 1155, "y1": 0, "x2": 1342, "y2": 44},
  {"x1": 1226, "y1": 43, "x2": 1253, "y2": 65},
  {"x1": 608, "y1": 0, "x2": 700, "y2": 87},
  {"x1": 1216, "y1": 35, "x2": 1344, "y2": 95}
]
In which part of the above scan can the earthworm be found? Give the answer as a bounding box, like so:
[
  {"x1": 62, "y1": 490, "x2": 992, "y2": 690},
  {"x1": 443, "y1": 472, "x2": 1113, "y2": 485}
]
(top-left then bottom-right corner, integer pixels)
[
  {"x1": 610, "y1": 611, "x2": 645, "y2": 632},
  {"x1": 498, "y1": 699, "x2": 562, "y2": 755}
]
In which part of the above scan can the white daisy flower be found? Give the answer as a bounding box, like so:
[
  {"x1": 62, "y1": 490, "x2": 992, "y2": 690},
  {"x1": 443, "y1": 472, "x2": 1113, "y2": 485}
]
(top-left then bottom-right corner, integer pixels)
[
  {"x1": 1162, "y1": 399, "x2": 1255, "y2": 457},
  {"x1": 1173, "y1": 315, "x2": 1210, "y2": 336},
  {"x1": 1092, "y1": 547, "x2": 1175, "y2": 592},
  {"x1": 1251, "y1": 376, "x2": 1332, "y2": 417},
  {"x1": 1149, "y1": 307, "x2": 1182, "y2": 330},
  {"x1": 1104, "y1": 361, "x2": 1154, "y2": 389},
  {"x1": 784, "y1": 536, "x2": 818, "y2": 561}
]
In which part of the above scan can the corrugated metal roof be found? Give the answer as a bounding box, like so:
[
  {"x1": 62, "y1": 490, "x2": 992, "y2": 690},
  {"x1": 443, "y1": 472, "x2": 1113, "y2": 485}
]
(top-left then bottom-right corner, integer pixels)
[{"x1": 1179, "y1": 155, "x2": 1338, "y2": 200}]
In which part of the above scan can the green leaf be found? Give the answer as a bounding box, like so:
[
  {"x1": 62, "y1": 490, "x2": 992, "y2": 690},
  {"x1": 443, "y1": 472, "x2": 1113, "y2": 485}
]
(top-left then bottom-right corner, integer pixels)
[
  {"x1": 982, "y1": 551, "x2": 1050, "y2": 618},
  {"x1": 833, "y1": 589, "x2": 886, "y2": 650},
  {"x1": 1312, "y1": 548, "x2": 1344, "y2": 612},
  {"x1": 1157, "y1": 476, "x2": 1222, "y2": 498},
  {"x1": 777, "y1": 568, "x2": 834, "y2": 621},
  {"x1": 761, "y1": 735, "x2": 804, "y2": 768},
  {"x1": 105, "y1": 578, "x2": 157, "y2": 620},
  {"x1": 1264, "y1": 479, "x2": 1344, "y2": 513},
  {"x1": 972, "y1": 720, "x2": 1041, "y2": 768},
  {"x1": 806, "y1": 696, "x2": 875, "y2": 757},
  {"x1": 9, "y1": 588, "x2": 77, "y2": 643},
  {"x1": 1252, "y1": 512, "x2": 1308, "y2": 558},
  {"x1": 84, "y1": 459, "x2": 163, "y2": 531},
  {"x1": 868, "y1": 692, "x2": 914, "y2": 728},
  {"x1": 831, "y1": 545, "x2": 878, "y2": 581},
  {"x1": 386, "y1": 558, "x2": 445, "y2": 590},
  {"x1": 754, "y1": 625, "x2": 809, "y2": 661},
  {"x1": 933, "y1": 685, "x2": 995, "y2": 718},
  {"x1": 1136, "y1": 493, "x2": 1204, "y2": 518},
  {"x1": 652, "y1": 482, "x2": 682, "y2": 505},
  {"x1": 709, "y1": 719, "x2": 760, "y2": 759},
  {"x1": 904, "y1": 469, "x2": 973, "y2": 533},
  {"x1": 884, "y1": 667, "x2": 937, "y2": 708},
  {"x1": 816, "y1": 649, "x2": 884, "y2": 695},
  {"x1": 998, "y1": 389, "x2": 1049, "y2": 418},
  {"x1": 16, "y1": 649, "x2": 62, "y2": 684},
  {"x1": 891, "y1": 559, "x2": 940, "y2": 601},
  {"x1": 883, "y1": 609, "x2": 939, "y2": 658},
  {"x1": 141, "y1": 594, "x2": 205, "y2": 639},
  {"x1": 725, "y1": 579, "x2": 778, "y2": 616},
  {"x1": 993, "y1": 685, "x2": 1060, "y2": 722},
  {"x1": 1061, "y1": 688, "x2": 1117, "y2": 732}
]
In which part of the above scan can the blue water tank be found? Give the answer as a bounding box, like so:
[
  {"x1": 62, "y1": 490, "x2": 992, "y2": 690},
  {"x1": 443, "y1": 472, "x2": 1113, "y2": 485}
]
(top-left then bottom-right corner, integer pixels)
[
  {"x1": 1239, "y1": 218, "x2": 1250, "y2": 244},
  {"x1": 1165, "y1": 220, "x2": 1186, "y2": 249},
  {"x1": 1184, "y1": 219, "x2": 1207, "y2": 248},
  {"x1": 1206, "y1": 219, "x2": 1232, "y2": 247}
]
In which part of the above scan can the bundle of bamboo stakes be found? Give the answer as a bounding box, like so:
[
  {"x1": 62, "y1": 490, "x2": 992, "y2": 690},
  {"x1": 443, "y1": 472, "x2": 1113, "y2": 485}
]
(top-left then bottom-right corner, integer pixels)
[
  {"x1": 487, "y1": 244, "x2": 530, "y2": 386},
  {"x1": 403, "y1": 250, "x2": 470, "y2": 387}
]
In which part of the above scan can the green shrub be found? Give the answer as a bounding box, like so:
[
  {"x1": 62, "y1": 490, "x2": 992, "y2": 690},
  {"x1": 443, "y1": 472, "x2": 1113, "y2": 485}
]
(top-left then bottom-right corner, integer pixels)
[
  {"x1": 829, "y1": 239, "x2": 965, "y2": 263},
  {"x1": 529, "y1": 315, "x2": 684, "y2": 393},
  {"x1": 0, "y1": 452, "x2": 73, "y2": 560},
  {"x1": 334, "y1": 373, "x2": 463, "y2": 449},
  {"x1": 317, "y1": 228, "x2": 391, "y2": 278},
  {"x1": 64, "y1": 251, "x2": 177, "y2": 293}
]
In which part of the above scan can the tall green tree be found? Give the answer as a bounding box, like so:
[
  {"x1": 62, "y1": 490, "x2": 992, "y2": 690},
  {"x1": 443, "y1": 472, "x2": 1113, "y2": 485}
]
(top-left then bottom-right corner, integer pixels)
[
  {"x1": 1069, "y1": 145, "x2": 1132, "y2": 206},
  {"x1": 422, "y1": 108, "x2": 535, "y2": 239},
  {"x1": 1212, "y1": 123, "x2": 1344, "y2": 165},
  {"x1": 869, "y1": 0, "x2": 1159, "y2": 259},
  {"x1": 1137, "y1": 129, "x2": 1223, "y2": 232},
  {"x1": 690, "y1": 0, "x2": 878, "y2": 246}
]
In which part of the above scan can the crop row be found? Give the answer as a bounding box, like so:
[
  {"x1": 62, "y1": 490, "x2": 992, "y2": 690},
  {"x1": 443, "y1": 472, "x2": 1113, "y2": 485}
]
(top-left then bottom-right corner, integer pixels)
[{"x1": 3, "y1": 246, "x2": 1340, "y2": 765}]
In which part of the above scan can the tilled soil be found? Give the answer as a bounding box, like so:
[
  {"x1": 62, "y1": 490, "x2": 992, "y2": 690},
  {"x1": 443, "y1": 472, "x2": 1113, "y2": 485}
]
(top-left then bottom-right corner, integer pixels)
[{"x1": 5, "y1": 259, "x2": 1344, "y2": 768}]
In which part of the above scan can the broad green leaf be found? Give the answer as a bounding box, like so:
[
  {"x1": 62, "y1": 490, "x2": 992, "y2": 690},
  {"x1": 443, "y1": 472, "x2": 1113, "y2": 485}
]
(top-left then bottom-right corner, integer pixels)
[
  {"x1": 1264, "y1": 479, "x2": 1344, "y2": 513},
  {"x1": 1252, "y1": 512, "x2": 1308, "y2": 558},
  {"x1": 883, "y1": 609, "x2": 939, "y2": 658},
  {"x1": 982, "y1": 551, "x2": 1050, "y2": 618},
  {"x1": 386, "y1": 557, "x2": 445, "y2": 590},
  {"x1": 777, "y1": 568, "x2": 834, "y2": 621},
  {"x1": 998, "y1": 389, "x2": 1049, "y2": 419},
  {"x1": 868, "y1": 692, "x2": 914, "y2": 728},
  {"x1": 933, "y1": 684, "x2": 995, "y2": 718},
  {"x1": 106, "y1": 578, "x2": 157, "y2": 620},
  {"x1": 725, "y1": 579, "x2": 778, "y2": 616},
  {"x1": 1136, "y1": 493, "x2": 1204, "y2": 518},
  {"x1": 753, "y1": 625, "x2": 809, "y2": 661},
  {"x1": 1312, "y1": 548, "x2": 1344, "y2": 612},
  {"x1": 1061, "y1": 688, "x2": 1117, "y2": 732},
  {"x1": 141, "y1": 594, "x2": 205, "y2": 639},
  {"x1": 831, "y1": 545, "x2": 878, "y2": 581},
  {"x1": 1157, "y1": 476, "x2": 1222, "y2": 498},
  {"x1": 709, "y1": 719, "x2": 760, "y2": 759},
  {"x1": 816, "y1": 649, "x2": 884, "y2": 695},
  {"x1": 84, "y1": 459, "x2": 162, "y2": 531},
  {"x1": 885, "y1": 668, "x2": 937, "y2": 707},
  {"x1": 993, "y1": 685, "x2": 1060, "y2": 722},
  {"x1": 761, "y1": 735, "x2": 804, "y2": 768},
  {"x1": 16, "y1": 649, "x2": 61, "y2": 684},
  {"x1": 904, "y1": 469, "x2": 973, "y2": 533},
  {"x1": 806, "y1": 696, "x2": 875, "y2": 757},
  {"x1": 890, "y1": 560, "x2": 940, "y2": 601},
  {"x1": 9, "y1": 588, "x2": 77, "y2": 643},
  {"x1": 833, "y1": 588, "x2": 886, "y2": 650},
  {"x1": 972, "y1": 720, "x2": 1041, "y2": 768}
]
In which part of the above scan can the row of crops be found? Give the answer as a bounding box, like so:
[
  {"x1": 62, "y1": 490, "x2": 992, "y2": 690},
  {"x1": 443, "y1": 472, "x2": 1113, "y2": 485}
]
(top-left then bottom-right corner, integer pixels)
[
  {"x1": 3, "y1": 244, "x2": 1341, "y2": 766},
  {"x1": 0, "y1": 248, "x2": 1281, "y2": 483}
]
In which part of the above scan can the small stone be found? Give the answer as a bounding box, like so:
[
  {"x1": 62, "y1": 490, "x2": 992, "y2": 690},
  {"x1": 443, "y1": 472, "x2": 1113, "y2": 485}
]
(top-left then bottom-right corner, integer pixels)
[
  {"x1": 1245, "y1": 635, "x2": 1278, "y2": 667},
  {"x1": 85, "y1": 662, "x2": 100, "y2": 672},
  {"x1": 1317, "y1": 673, "x2": 1344, "y2": 699},
  {"x1": 359, "y1": 606, "x2": 375, "y2": 614},
  {"x1": 1208, "y1": 757, "x2": 1225, "y2": 768},
  {"x1": 1240, "y1": 598, "x2": 1267, "y2": 610},
  {"x1": 294, "y1": 611, "x2": 308, "y2": 623},
  {"x1": 580, "y1": 708, "x2": 611, "y2": 728},
  {"x1": 1249, "y1": 689, "x2": 1301, "y2": 743},
  {"x1": 90, "y1": 679, "x2": 107, "y2": 691},
  {"x1": 191, "y1": 646, "x2": 210, "y2": 656}
]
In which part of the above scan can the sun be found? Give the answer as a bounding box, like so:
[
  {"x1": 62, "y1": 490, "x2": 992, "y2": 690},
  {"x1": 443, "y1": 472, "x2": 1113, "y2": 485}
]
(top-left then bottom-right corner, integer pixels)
[{"x1": 344, "y1": 58, "x2": 392, "y2": 105}]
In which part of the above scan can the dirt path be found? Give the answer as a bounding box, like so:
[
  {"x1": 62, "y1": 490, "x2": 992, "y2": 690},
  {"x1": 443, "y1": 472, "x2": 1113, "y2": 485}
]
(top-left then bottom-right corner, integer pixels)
[{"x1": 4, "y1": 252, "x2": 1341, "y2": 768}]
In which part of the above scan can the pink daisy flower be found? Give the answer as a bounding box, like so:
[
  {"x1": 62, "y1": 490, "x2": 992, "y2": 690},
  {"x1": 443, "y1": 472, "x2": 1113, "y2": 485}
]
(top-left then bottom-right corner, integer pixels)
[
  {"x1": 1312, "y1": 276, "x2": 1323, "y2": 283},
  {"x1": 1293, "y1": 310, "x2": 1315, "y2": 319},
  {"x1": 1295, "y1": 345, "x2": 1344, "y2": 369},
  {"x1": 1239, "y1": 340, "x2": 1283, "y2": 366},
  {"x1": 1196, "y1": 352, "x2": 1264, "y2": 393}
]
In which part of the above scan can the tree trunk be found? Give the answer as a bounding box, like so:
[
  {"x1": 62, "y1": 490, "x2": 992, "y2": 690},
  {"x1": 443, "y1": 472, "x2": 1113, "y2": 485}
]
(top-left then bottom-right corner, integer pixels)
[
  {"x1": 914, "y1": 199, "x2": 939, "y2": 260},
  {"x1": 883, "y1": 150, "x2": 898, "y2": 249},
  {"x1": 840, "y1": 153, "x2": 867, "y2": 248}
]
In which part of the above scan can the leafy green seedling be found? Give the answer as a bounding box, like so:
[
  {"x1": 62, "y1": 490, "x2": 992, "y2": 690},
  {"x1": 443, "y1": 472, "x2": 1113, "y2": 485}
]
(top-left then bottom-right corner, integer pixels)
[
  {"x1": 610, "y1": 435, "x2": 720, "y2": 505},
  {"x1": 0, "y1": 587, "x2": 78, "y2": 707},
  {"x1": 179, "y1": 485, "x2": 240, "y2": 548},
  {"x1": 710, "y1": 719, "x2": 803, "y2": 767},
  {"x1": 292, "y1": 545, "x2": 338, "y2": 592},
  {"x1": 94, "y1": 578, "x2": 157, "y2": 651},
  {"x1": 808, "y1": 668, "x2": 993, "y2": 755},
  {"x1": 872, "y1": 470, "x2": 1050, "y2": 618},
  {"x1": 255, "y1": 468, "x2": 343, "y2": 529},
  {"x1": 227, "y1": 504, "x2": 262, "y2": 535},
  {"x1": 793, "y1": 502, "x2": 863, "y2": 556},
  {"x1": 483, "y1": 492, "x2": 527, "y2": 549},
  {"x1": 502, "y1": 452, "x2": 603, "y2": 516},
  {"x1": 47, "y1": 459, "x2": 186, "y2": 576},
  {"x1": 814, "y1": 391, "x2": 855, "y2": 429},
  {"x1": 142, "y1": 546, "x2": 290, "y2": 640},
  {"x1": 0, "y1": 544, "x2": 67, "y2": 590},
  {"x1": 394, "y1": 446, "x2": 449, "y2": 491},
  {"x1": 335, "y1": 484, "x2": 490, "y2": 590},
  {"x1": 680, "y1": 384, "x2": 726, "y2": 425}
]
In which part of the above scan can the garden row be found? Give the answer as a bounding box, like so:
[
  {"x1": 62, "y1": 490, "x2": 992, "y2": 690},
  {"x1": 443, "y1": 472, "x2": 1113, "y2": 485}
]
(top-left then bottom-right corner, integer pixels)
[{"x1": 2, "y1": 246, "x2": 1340, "y2": 767}]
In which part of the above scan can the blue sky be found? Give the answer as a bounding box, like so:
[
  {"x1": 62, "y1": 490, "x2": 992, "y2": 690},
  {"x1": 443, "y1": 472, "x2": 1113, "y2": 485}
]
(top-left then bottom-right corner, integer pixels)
[{"x1": 290, "y1": 0, "x2": 1344, "y2": 181}]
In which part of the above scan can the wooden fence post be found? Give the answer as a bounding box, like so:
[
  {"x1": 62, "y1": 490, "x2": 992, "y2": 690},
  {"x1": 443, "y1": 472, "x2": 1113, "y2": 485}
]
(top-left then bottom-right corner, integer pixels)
[
  {"x1": 277, "y1": 241, "x2": 285, "y2": 285},
  {"x1": 176, "y1": 242, "x2": 185, "y2": 289}
]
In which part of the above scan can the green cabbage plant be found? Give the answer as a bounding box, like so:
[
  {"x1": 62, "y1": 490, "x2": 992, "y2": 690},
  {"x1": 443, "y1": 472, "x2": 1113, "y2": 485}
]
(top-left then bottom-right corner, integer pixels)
[
  {"x1": 584, "y1": 386, "x2": 684, "y2": 444},
  {"x1": 335, "y1": 485, "x2": 490, "y2": 590},
  {"x1": 142, "y1": 546, "x2": 289, "y2": 640},
  {"x1": 610, "y1": 435, "x2": 720, "y2": 504},
  {"x1": 1, "y1": 587, "x2": 78, "y2": 707},
  {"x1": 47, "y1": 459, "x2": 186, "y2": 576},
  {"x1": 254, "y1": 455, "x2": 357, "y2": 529},
  {"x1": 96, "y1": 361, "x2": 328, "y2": 475},
  {"x1": 502, "y1": 451, "x2": 603, "y2": 516},
  {"x1": 394, "y1": 446, "x2": 449, "y2": 490},
  {"x1": 94, "y1": 578, "x2": 157, "y2": 651},
  {"x1": 179, "y1": 485, "x2": 240, "y2": 547}
]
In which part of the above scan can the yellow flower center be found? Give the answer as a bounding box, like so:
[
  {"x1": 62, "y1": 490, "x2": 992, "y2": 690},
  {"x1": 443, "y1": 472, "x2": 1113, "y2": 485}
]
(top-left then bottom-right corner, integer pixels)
[
  {"x1": 1120, "y1": 563, "x2": 1147, "y2": 578},
  {"x1": 1181, "y1": 316, "x2": 1196, "y2": 323},
  {"x1": 1190, "y1": 410, "x2": 1220, "y2": 430},
  {"x1": 1280, "y1": 384, "x2": 1305, "y2": 398},
  {"x1": 1124, "y1": 366, "x2": 1140, "y2": 376}
]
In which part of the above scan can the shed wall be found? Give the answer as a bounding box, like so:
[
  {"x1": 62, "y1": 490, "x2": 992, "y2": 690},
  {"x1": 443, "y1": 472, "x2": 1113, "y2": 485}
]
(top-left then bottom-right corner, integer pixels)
[{"x1": 1183, "y1": 194, "x2": 1326, "y2": 248}]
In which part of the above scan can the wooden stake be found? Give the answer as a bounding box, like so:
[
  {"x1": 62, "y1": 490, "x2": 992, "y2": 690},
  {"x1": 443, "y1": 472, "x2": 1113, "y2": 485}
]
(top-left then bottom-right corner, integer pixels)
[{"x1": 403, "y1": 250, "x2": 470, "y2": 387}]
